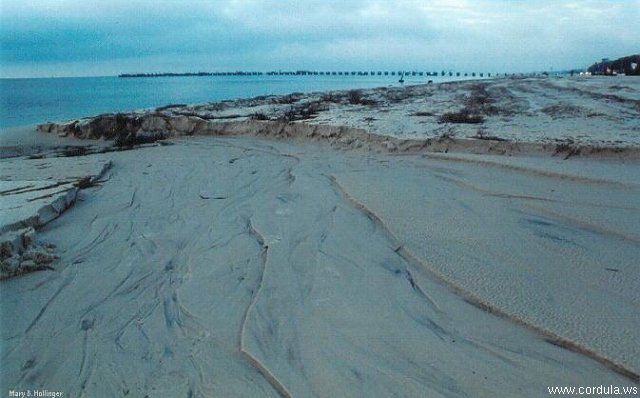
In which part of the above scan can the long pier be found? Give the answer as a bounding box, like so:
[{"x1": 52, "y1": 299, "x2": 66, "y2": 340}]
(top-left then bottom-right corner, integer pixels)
[{"x1": 118, "y1": 70, "x2": 514, "y2": 78}]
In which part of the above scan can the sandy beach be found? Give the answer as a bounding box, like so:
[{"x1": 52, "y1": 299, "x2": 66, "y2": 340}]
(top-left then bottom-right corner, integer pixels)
[{"x1": 1, "y1": 77, "x2": 639, "y2": 397}]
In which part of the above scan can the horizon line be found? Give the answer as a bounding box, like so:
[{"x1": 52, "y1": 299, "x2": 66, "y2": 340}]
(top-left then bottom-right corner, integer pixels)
[{"x1": 1, "y1": 67, "x2": 584, "y2": 80}]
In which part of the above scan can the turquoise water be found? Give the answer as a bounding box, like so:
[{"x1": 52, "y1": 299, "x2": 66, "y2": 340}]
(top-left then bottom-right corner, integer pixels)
[{"x1": 0, "y1": 74, "x2": 469, "y2": 128}]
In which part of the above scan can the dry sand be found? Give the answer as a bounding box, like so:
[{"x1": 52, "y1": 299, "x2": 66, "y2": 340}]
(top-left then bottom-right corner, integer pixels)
[{"x1": 1, "y1": 77, "x2": 639, "y2": 397}]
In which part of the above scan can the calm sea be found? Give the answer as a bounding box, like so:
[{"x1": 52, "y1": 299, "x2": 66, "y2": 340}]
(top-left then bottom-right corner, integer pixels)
[{"x1": 0, "y1": 74, "x2": 472, "y2": 129}]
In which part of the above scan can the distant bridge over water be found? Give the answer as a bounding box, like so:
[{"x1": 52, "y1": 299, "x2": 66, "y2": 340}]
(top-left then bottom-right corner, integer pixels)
[{"x1": 119, "y1": 70, "x2": 521, "y2": 79}]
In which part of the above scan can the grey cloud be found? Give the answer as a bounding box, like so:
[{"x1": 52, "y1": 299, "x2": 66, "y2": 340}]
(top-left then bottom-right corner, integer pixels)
[{"x1": 1, "y1": 0, "x2": 638, "y2": 77}]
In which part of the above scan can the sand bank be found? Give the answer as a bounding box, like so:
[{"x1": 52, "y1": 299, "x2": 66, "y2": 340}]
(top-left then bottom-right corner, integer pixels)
[{"x1": 36, "y1": 76, "x2": 640, "y2": 153}]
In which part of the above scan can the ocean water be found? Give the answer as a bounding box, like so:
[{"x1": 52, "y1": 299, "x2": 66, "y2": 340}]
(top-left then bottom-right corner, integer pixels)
[{"x1": 0, "y1": 74, "x2": 473, "y2": 128}]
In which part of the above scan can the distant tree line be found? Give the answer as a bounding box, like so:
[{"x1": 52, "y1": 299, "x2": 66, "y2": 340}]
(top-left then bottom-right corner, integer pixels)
[{"x1": 587, "y1": 54, "x2": 640, "y2": 76}]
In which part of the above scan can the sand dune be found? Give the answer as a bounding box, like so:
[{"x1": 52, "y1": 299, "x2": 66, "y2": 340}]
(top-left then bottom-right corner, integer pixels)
[{"x1": 37, "y1": 76, "x2": 640, "y2": 151}]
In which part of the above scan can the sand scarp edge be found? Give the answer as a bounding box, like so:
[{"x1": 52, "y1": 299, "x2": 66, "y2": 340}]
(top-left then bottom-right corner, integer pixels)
[
  {"x1": 423, "y1": 153, "x2": 635, "y2": 188},
  {"x1": 38, "y1": 116, "x2": 640, "y2": 162}
]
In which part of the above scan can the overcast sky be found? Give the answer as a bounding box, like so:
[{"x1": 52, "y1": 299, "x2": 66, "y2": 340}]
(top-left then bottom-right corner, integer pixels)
[{"x1": 1, "y1": 0, "x2": 638, "y2": 78}]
